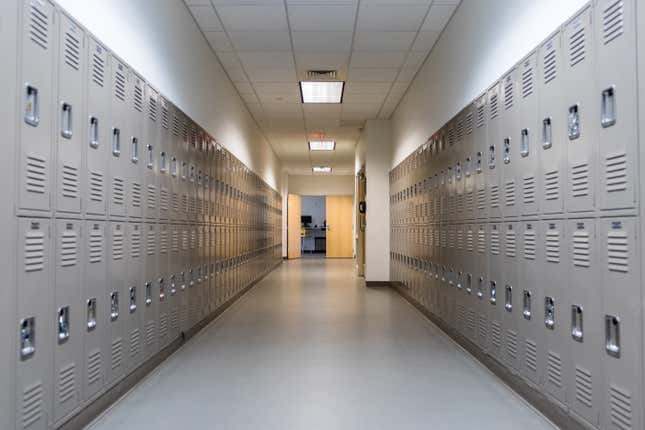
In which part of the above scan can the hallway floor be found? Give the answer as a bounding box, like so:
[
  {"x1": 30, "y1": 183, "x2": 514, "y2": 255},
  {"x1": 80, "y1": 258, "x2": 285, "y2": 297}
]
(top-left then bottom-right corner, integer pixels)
[{"x1": 88, "y1": 259, "x2": 555, "y2": 430}]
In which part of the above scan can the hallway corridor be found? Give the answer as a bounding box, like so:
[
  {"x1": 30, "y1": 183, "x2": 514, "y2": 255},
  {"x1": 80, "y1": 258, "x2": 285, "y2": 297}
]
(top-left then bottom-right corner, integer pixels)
[{"x1": 88, "y1": 259, "x2": 554, "y2": 430}]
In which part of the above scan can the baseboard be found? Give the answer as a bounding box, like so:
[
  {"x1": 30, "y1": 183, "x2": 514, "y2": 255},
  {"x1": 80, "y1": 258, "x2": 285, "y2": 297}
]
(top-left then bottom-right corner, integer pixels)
[
  {"x1": 365, "y1": 281, "x2": 392, "y2": 288},
  {"x1": 390, "y1": 283, "x2": 592, "y2": 430},
  {"x1": 58, "y1": 260, "x2": 283, "y2": 430}
]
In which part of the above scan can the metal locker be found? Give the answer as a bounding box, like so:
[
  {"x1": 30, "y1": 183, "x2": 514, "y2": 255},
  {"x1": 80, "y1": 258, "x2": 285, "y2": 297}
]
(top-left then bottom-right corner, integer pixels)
[
  {"x1": 540, "y1": 219, "x2": 569, "y2": 405},
  {"x1": 84, "y1": 37, "x2": 109, "y2": 217},
  {"x1": 143, "y1": 84, "x2": 159, "y2": 221},
  {"x1": 566, "y1": 218, "x2": 602, "y2": 427},
  {"x1": 472, "y1": 96, "x2": 487, "y2": 221},
  {"x1": 516, "y1": 52, "x2": 539, "y2": 216},
  {"x1": 53, "y1": 219, "x2": 82, "y2": 424},
  {"x1": 127, "y1": 73, "x2": 144, "y2": 219},
  {"x1": 124, "y1": 222, "x2": 143, "y2": 372},
  {"x1": 564, "y1": 7, "x2": 598, "y2": 215},
  {"x1": 167, "y1": 223, "x2": 180, "y2": 342},
  {"x1": 595, "y1": 0, "x2": 637, "y2": 212},
  {"x1": 81, "y1": 220, "x2": 106, "y2": 403},
  {"x1": 142, "y1": 223, "x2": 158, "y2": 359},
  {"x1": 179, "y1": 223, "x2": 190, "y2": 332},
  {"x1": 475, "y1": 222, "x2": 488, "y2": 350},
  {"x1": 500, "y1": 68, "x2": 520, "y2": 218},
  {"x1": 16, "y1": 218, "x2": 52, "y2": 430},
  {"x1": 463, "y1": 223, "x2": 478, "y2": 344},
  {"x1": 105, "y1": 221, "x2": 126, "y2": 386},
  {"x1": 462, "y1": 104, "x2": 476, "y2": 221},
  {"x1": 169, "y1": 106, "x2": 182, "y2": 222},
  {"x1": 108, "y1": 57, "x2": 129, "y2": 218},
  {"x1": 158, "y1": 97, "x2": 170, "y2": 221},
  {"x1": 486, "y1": 222, "x2": 504, "y2": 361},
  {"x1": 17, "y1": 0, "x2": 55, "y2": 214},
  {"x1": 599, "y1": 217, "x2": 642, "y2": 430},
  {"x1": 501, "y1": 222, "x2": 520, "y2": 371},
  {"x1": 157, "y1": 223, "x2": 170, "y2": 349},
  {"x1": 486, "y1": 83, "x2": 502, "y2": 219},
  {"x1": 54, "y1": 13, "x2": 84, "y2": 216},
  {"x1": 537, "y1": 30, "x2": 566, "y2": 215}
]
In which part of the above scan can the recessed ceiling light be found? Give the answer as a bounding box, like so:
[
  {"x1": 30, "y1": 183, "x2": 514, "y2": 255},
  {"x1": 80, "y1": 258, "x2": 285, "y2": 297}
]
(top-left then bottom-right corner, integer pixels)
[
  {"x1": 308, "y1": 140, "x2": 336, "y2": 151},
  {"x1": 300, "y1": 81, "x2": 344, "y2": 104},
  {"x1": 312, "y1": 166, "x2": 332, "y2": 173}
]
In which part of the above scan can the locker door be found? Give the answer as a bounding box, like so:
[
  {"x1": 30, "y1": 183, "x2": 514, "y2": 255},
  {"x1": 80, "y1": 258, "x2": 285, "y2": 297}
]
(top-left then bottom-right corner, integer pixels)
[
  {"x1": 158, "y1": 97, "x2": 170, "y2": 220},
  {"x1": 84, "y1": 38, "x2": 109, "y2": 217},
  {"x1": 472, "y1": 95, "x2": 487, "y2": 221},
  {"x1": 486, "y1": 83, "x2": 502, "y2": 219},
  {"x1": 108, "y1": 58, "x2": 128, "y2": 218},
  {"x1": 143, "y1": 223, "x2": 158, "y2": 359},
  {"x1": 82, "y1": 221, "x2": 106, "y2": 402},
  {"x1": 168, "y1": 223, "x2": 180, "y2": 342},
  {"x1": 564, "y1": 7, "x2": 597, "y2": 215},
  {"x1": 105, "y1": 222, "x2": 126, "y2": 386},
  {"x1": 502, "y1": 222, "x2": 520, "y2": 371},
  {"x1": 566, "y1": 219, "x2": 602, "y2": 427},
  {"x1": 595, "y1": 0, "x2": 637, "y2": 211},
  {"x1": 169, "y1": 107, "x2": 181, "y2": 221},
  {"x1": 18, "y1": 0, "x2": 55, "y2": 213},
  {"x1": 475, "y1": 223, "x2": 488, "y2": 350},
  {"x1": 462, "y1": 105, "x2": 475, "y2": 221},
  {"x1": 128, "y1": 73, "x2": 144, "y2": 218},
  {"x1": 158, "y1": 223, "x2": 170, "y2": 349},
  {"x1": 463, "y1": 224, "x2": 477, "y2": 343},
  {"x1": 179, "y1": 224, "x2": 189, "y2": 332},
  {"x1": 516, "y1": 52, "x2": 539, "y2": 216},
  {"x1": 600, "y1": 218, "x2": 642, "y2": 430},
  {"x1": 486, "y1": 222, "x2": 503, "y2": 360},
  {"x1": 143, "y1": 84, "x2": 159, "y2": 221},
  {"x1": 53, "y1": 219, "x2": 82, "y2": 424},
  {"x1": 500, "y1": 68, "x2": 520, "y2": 218},
  {"x1": 16, "y1": 218, "x2": 52, "y2": 430},
  {"x1": 54, "y1": 14, "x2": 84, "y2": 215},
  {"x1": 125, "y1": 222, "x2": 143, "y2": 372},
  {"x1": 541, "y1": 220, "x2": 569, "y2": 405},
  {"x1": 538, "y1": 31, "x2": 566, "y2": 215}
]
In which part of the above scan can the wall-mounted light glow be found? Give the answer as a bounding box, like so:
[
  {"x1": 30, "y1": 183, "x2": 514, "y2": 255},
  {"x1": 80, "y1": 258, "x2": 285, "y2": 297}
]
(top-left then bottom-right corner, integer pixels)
[
  {"x1": 300, "y1": 81, "x2": 344, "y2": 103},
  {"x1": 308, "y1": 140, "x2": 336, "y2": 151},
  {"x1": 312, "y1": 166, "x2": 332, "y2": 173}
]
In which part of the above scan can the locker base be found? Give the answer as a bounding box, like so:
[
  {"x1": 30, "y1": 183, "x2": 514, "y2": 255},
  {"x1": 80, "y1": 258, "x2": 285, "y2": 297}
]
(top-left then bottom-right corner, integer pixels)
[
  {"x1": 391, "y1": 282, "x2": 592, "y2": 430},
  {"x1": 57, "y1": 260, "x2": 283, "y2": 430}
]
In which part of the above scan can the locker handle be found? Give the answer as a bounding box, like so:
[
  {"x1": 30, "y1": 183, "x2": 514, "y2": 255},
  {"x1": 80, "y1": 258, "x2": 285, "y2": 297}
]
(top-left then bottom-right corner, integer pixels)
[
  {"x1": 465, "y1": 273, "x2": 472, "y2": 294},
  {"x1": 170, "y1": 275, "x2": 177, "y2": 295},
  {"x1": 544, "y1": 296, "x2": 555, "y2": 329},
  {"x1": 159, "y1": 278, "x2": 165, "y2": 301},
  {"x1": 86, "y1": 298, "x2": 97, "y2": 331},
  {"x1": 131, "y1": 137, "x2": 139, "y2": 163},
  {"x1": 89, "y1": 117, "x2": 99, "y2": 149},
  {"x1": 523, "y1": 290, "x2": 532, "y2": 320},
  {"x1": 503, "y1": 138, "x2": 511, "y2": 164},
  {"x1": 542, "y1": 117, "x2": 552, "y2": 149},
  {"x1": 24, "y1": 84, "x2": 39, "y2": 127},
  {"x1": 489, "y1": 281, "x2": 496, "y2": 305},
  {"x1": 488, "y1": 145, "x2": 495, "y2": 169},
  {"x1": 605, "y1": 314, "x2": 621, "y2": 358},
  {"x1": 160, "y1": 152, "x2": 167, "y2": 173},
  {"x1": 60, "y1": 102, "x2": 73, "y2": 139},
  {"x1": 57, "y1": 306, "x2": 70, "y2": 343},
  {"x1": 129, "y1": 286, "x2": 137, "y2": 313},
  {"x1": 571, "y1": 305, "x2": 583, "y2": 342},
  {"x1": 19, "y1": 317, "x2": 36, "y2": 360},
  {"x1": 504, "y1": 285, "x2": 512, "y2": 312},
  {"x1": 520, "y1": 129, "x2": 529, "y2": 157},
  {"x1": 145, "y1": 282, "x2": 152, "y2": 305},
  {"x1": 146, "y1": 144, "x2": 153, "y2": 168},
  {"x1": 112, "y1": 128, "x2": 121, "y2": 157},
  {"x1": 601, "y1": 86, "x2": 616, "y2": 128},
  {"x1": 110, "y1": 291, "x2": 119, "y2": 321},
  {"x1": 567, "y1": 104, "x2": 580, "y2": 140},
  {"x1": 477, "y1": 276, "x2": 484, "y2": 299}
]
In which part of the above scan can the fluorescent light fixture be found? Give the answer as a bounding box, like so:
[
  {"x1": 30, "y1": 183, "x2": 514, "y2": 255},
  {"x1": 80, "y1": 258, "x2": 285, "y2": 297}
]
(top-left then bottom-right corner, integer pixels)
[
  {"x1": 300, "y1": 81, "x2": 344, "y2": 103},
  {"x1": 308, "y1": 140, "x2": 336, "y2": 151},
  {"x1": 312, "y1": 166, "x2": 332, "y2": 173}
]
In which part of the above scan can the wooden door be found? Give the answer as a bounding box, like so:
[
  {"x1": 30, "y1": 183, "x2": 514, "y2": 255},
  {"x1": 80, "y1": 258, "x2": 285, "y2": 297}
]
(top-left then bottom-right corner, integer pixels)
[
  {"x1": 326, "y1": 195, "x2": 353, "y2": 258},
  {"x1": 287, "y1": 194, "x2": 301, "y2": 259}
]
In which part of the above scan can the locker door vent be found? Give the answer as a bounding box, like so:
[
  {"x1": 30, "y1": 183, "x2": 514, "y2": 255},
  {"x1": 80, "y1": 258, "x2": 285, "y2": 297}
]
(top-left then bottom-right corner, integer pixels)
[
  {"x1": 521, "y1": 65, "x2": 534, "y2": 98},
  {"x1": 146, "y1": 185, "x2": 156, "y2": 209},
  {"x1": 467, "y1": 311, "x2": 476, "y2": 333},
  {"x1": 478, "y1": 315, "x2": 488, "y2": 339},
  {"x1": 159, "y1": 314, "x2": 168, "y2": 338},
  {"x1": 134, "y1": 84, "x2": 143, "y2": 112},
  {"x1": 504, "y1": 180, "x2": 515, "y2": 207},
  {"x1": 605, "y1": 152, "x2": 627, "y2": 193},
  {"x1": 87, "y1": 349, "x2": 102, "y2": 384},
  {"x1": 448, "y1": 227, "x2": 455, "y2": 249},
  {"x1": 160, "y1": 188, "x2": 169, "y2": 212},
  {"x1": 490, "y1": 230, "x2": 500, "y2": 255},
  {"x1": 89, "y1": 229, "x2": 103, "y2": 263},
  {"x1": 90, "y1": 171, "x2": 104, "y2": 202},
  {"x1": 182, "y1": 230, "x2": 189, "y2": 251},
  {"x1": 544, "y1": 170, "x2": 560, "y2": 200},
  {"x1": 476, "y1": 103, "x2": 486, "y2": 128},
  {"x1": 603, "y1": 0, "x2": 625, "y2": 45},
  {"x1": 112, "y1": 230, "x2": 124, "y2": 260},
  {"x1": 146, "y1": 231, "x2": 155, "y2": 256},
  {"x1": 26, "y1": 155, "x2": 47, "y2": 195},
  {"x1": 172, "y1": 192, "x2": 180, "y2": 212},
  {"x1": 58, "y1": 363, "x2": 76, "y2": 403},
  {"x1": 29, "y1": 3, "x2": 49, "y2": 50},
  {"x1": 571, "y1": 163, "x2": 590, "y2": 197},
  {"x1": 525, "y1": 340, "x2": 538, "y2": 371},
  {"x1": 456, "y1": 228, "x2": 463, "y2": 250},
  {"x1": 477, "y1": 229, "x2": 486, "y2": 254},
  {"x1": 170, "y1": 308, "x2": 179, "y2": 330},
  {"x1": 491, "y1": 321, "x2": 502, "y2": 347},
  {"x1": 64, "y1": 31, "x2": 81, "y2": 71},
  {"x1": 607, "y1": 230, "x2": 628, "y2": 273},
  {"x1": 131, "y1": 182, "x2": 142, "y2": 208},
  {"x1": 160, "y1": 231, "x2": 168, "y2": 254},
  {"x1": 22, "y1": 381, "x2": 43, "y2": 428},
  {"x1": 465, "y1": 112, "x2": 473, "y2": 135},
  {"x1": 92, "y1": 52, "x2": 105, "y2": 87},
  {"x1": 181, "y1": 194, "x2": 188, "y2": 213},
  {"x1": 112, "y1": 177, "x2": 125, "y2": 206},
  {"x1": 504, "y1": 78, "x2": 514, "y2": 110},
  {"x1": 466, "y1": 191, "x2": 474, "y2": 212},
  {"x1": 440, "y1": 229, "x2": 447, "y2": 249},
  {"x1": 609, "y1": 384, "x2": 633, "y2": 429},
  {"x1": 25, "y1": 230, "x2": 45, "y2": 272},
  {"x1": 477, "y1": 188, "x2": 486, "y2": 210},
  {"x1": 130, "y1": 231, "x2": 141, "y2": 258},
  {"x1": 505, "y1": 230, "x2": 516, "y2": 257},
  {"x1": 524, "y1": 230, "x2": 536, "y2": 260},
  {"x1": 546, "y1": 351, "x2": 563, "y2": 388},
  {"x1": 546, "y1": 230, "x2": 560, "y2": 263},
  {"x1": 161, "y1": 105, "x2": 169, "y2": 129},
  {"x1": 448, "y1": 127, "x2": 455, "y2": 146},
  {"x1": 129, "y1": 329, "x2": 140, "y2": 357},
  {"x1": 543, "y1": 47, "x2": 557, "y2": 84},
  {"x1": 523, "y1": 176, "x2": 536, "y2": 204},
  {"x1": 171, "y1": 230, "x2": 179, "y2": 253},
  {"x1": 490, "y1": 185, "x2": 500, "y2": 208},
  {"x1": 569, "y1": 26, "x2": 586, "y2": 67},
  {"x1": 573, "y1": 231, "x2": 591, "y2": 267},
  {"x1": 114, "y1": 70, "x2": 126, "y2": 102},
  {"x1": 456, "y1": 120, "x2": 464, "y2": 142},
  {"x1": 61, "y1": 165, "x2": 79, "y2": 199},
  {"x1": 61, "y1": 230, "x2": 78, "y2": 267},
  {"x1": 457, "y1": 305, "x2": 465, "y2": 326},
  {"x1": 172, "y1": 115, "x2": 181, "y2": 136},
  {"x1": 467, "y1": 229, "x2": 474, "y2": 252},
  {"x1": 148, "y1": 96, "x2": 157, "y2": 122},
  {"x1": 489, "y1": 93, "x2": 499, "y2": 120},
  {"x1": 111, "y1": 338, "x2": 123, "y2": 369},
  {"x1": 574, "y1": 366, "x2": 593, "y2": 408},
  {"x1": 506, "y1": 330, "x2": 518, "y2": 359}
]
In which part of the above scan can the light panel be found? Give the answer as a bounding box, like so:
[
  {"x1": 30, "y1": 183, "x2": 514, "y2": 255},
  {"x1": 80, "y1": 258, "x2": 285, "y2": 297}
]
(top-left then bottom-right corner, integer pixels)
[
  {"x1": 312, "y1": 166, "x2": 332, "y2": 173},
  {"x1": 300, "y1": 81, "x2": 344, "y2": 103},
  {"x1": 308, "y1": 140, "x2": 336, "y2": 151}
]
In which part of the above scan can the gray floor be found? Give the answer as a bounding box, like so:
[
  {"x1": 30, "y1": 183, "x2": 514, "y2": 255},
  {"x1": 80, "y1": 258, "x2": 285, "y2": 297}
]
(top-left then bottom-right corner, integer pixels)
[{"x1": 88, "y1": 259, "x2": 555, "y2": 430}]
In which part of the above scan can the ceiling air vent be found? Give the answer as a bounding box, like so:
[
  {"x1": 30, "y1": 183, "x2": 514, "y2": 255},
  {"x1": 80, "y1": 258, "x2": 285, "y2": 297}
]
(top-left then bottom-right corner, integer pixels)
[{"x1": 306, "y1": 70, "x2": 337, "y2": 80}]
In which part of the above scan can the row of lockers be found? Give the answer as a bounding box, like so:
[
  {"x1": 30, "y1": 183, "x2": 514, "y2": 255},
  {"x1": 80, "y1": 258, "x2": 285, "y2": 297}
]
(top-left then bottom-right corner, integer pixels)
[
  {"x1": 390, "y1": 0, "x2": 638, "y2": 221},
  {"x1": 389, "y1": 1, "x2": 643, "y2": 430},
  {"x1": 0, "y1": 1, "x2": 284, "y2": 429}
]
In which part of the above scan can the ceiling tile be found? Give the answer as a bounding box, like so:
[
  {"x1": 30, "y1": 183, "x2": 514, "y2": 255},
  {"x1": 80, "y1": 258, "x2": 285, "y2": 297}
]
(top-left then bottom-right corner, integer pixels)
[
  {"x1": 254, "y1": 82, "x2": 300, "y2": 94},
  {"x1": 234, "y1": 82, "x2": 255, "y2": 94},
  {"x1": 288, "y1": 5, "x2": 357, "y2": 31},
  {"x1": 184, "y1": 0, "x2": 212, "y2": 5},
  {"x1": 348, "y1": 68, "x2": 398, "y2": 82},
  {"x1": 228, "y1": 31, "x2": 291, "y2": 51},
  {"x1": 353, "y1": 31, "x2": 416, "y2": 51},
  {"x1": 361, "y1": 0, "x2": 430, "y2": 4},
  {"x1": 224, "y1": 67, "x2": 249, "y2": 82},
  {"x1": 303, "y1": 104, "x2": 341, "y2": 119},
  {"x1": 216, "y1": 52, "x2": 241, "y2": 68},
  {"x1": 213, "y1": 0, "x2": 283, "y2": 4},
  {"x1": 396, "y1": 67, "x2": 420, "y2": 83},
  {"x1": 292, "y1": 31, "x2": 353, "y2": 52},
  {"x1": 257, "y1": 90, "x2": 301, "y2": 104},
  {"x1": 246, "y1": 67, "x2": 297, "y2": 82},
  {"x1": 357, "y1": 5, "x2": 428, "y2": 31},
  {"x1": 384, "y1": 91, "x2": 403, "y2": 104},
  {"x1": 241, "y1": 93, "x2": 260, "y2": 104},
  {"x1": 388, "y1": 82, "x2": 410, "y2": 97},
  {"x1": 216, "y1": 5, "x2": 288, "y2": 31},
  {"x1": 350, "y1": 51, "x2": 407, "y2": 68},
  {"x1": 379, "y1": 103, "x2": 398, "y2": 119},
  {"x1": 411, "y1": 31, "x2": 440, "y2": 52},
  {"x1": 294, "y1": 52, "x2": 350, "y2": 72},
  {"x1": 343, "y1": 92, "x2": 386, "y2": 104},
  {"x1": 188, "y1": 6, "x2": 223, "y2": 31},
  {"x1": 238, "y1": 52, "x2": 295, "y2": 68},
  {"x1": 421, "y1": 4, "x2": 457, "y2": 31},
  {"x1": 344, "y1": 82, "x2": 391, "y2": 94},
  {"x1": 342, "y1": 103, "x2": 381, "y2": 115},
  {"x1": 203, "y1": 31, "x2": 233, "y2": 52},
  {"x1": 402, "y1": 52, "x2": 427, "y2": 69}
]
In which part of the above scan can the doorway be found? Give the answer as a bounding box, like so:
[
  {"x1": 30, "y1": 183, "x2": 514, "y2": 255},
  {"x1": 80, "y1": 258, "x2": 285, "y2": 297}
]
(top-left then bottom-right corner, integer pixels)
[{"x1": 301, "y1": 196, "x2": 327, "y2": 257}]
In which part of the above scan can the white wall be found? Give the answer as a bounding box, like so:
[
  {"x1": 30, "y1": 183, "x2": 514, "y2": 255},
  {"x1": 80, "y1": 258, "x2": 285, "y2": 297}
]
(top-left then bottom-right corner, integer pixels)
[
  {"x1": 57, "y1": 0, "x2": 281, "y2": 190},
  {"x1": 391, "y1": 0, "x2": 589, "y2": 167},
  {"x1": 288, "y1": 175, "x2": 355, "y2": 196}
]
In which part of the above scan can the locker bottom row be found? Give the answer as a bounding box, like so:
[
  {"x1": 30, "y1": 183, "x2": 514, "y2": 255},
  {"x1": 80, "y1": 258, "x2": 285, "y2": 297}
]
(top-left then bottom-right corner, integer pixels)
[
  {"x1": 390, "y1": 216, "x2": 641, "y2": 430},
  {"x1": 14, "y1": 216, "x2": 282, "y2": 430}
]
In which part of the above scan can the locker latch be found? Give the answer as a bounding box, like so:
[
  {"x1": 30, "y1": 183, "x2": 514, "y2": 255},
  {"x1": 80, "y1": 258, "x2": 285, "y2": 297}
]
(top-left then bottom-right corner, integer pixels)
[
  {"x1": 605, "y1": 314, "x2": 621, "y2": 358},
  {"x1": 24, "y1": 84, "x2": 39, "y2": 127},
  {"x1": 60, "y1": 102, "x2": 73, "y2": 139},
  {"x1": 465, "y1": 273, "x2": 472, "y2": 294},
  {"x1": 601, "y1": 86, "x2": 616, "y2": 128},
  {"x1": 523, "y1": 290, "x2": 532, "y2": 320},
  {"x1": 160, "y1": 152, "x2": 167, "y2": 173},
  {"x1": 19, "y1": 317, "x2": 36, "y2": 360},
  {"x1": 87, "y1": 298, "x2": 97, "y2": 331},
  {"x1": 544, "y1": 296, "x2": 555, "y2": 329},
  {"x1": 89, "y1": 117, "x2": 99, "y2": 148},
  {"x1": 488, "y1": 145, "x2": 496, "y2": 169},
  {"x1": 504, "y1": 285, "x2": 512, "y2": 312},
  {"x1": 541, "y1": 117, "x2": 552, "y2": 149},
  {"x1": 129, "y1": 286, "x2": 137, "y2": 313},
  {"x1": 131, "y1": 137, "x2": 139, "y2": 163},
  {"x1": 170, "y1": 275, "x2": 177, "y2": 295},
  {"x1": 520, "y1": 129, "x2": 529, "y2": 157},
  {"x1": 503, "y1": 138, "x2": 511, "y2": 164},
  {"x1": 110, "y1": 291, "x2": 119, "y2": 321},
  {"x1": 145, "y1": 282, "x2": 152, "y2": 305},
  {"x1": 170, "y1": 157, "x2": 177, "y2": 177},
  {"x1": 489, "y1": 281, "x2": 496, "y2": 305},
  {"x1": 456, "y1": 272, "x2": 463, "y2": 289},
  {"x1": 180, "y1": 271, "x2": 186, "y2": 290},
  {"x1": 159, "y1": 278, "x2": 165, "y2": 301},
  {"x1": 567, "y1": 104, "x2": 580, "y2": 140},
  {"x1": 465, "y1": 157, "x2": 472, "y2": 177},
  {"x1": 112, "y1": 128, "x2": 121, "y2": 156},
  {"x1": 476, "y1": 152, "x2": 483, "y2": 173},
  {"x1": 146, "y1": 144, "x2": 154, "y2": 168},
  {"x1": 477, "y1": 276, "x2": 484, "y2": 299},
  {"x1": 571, "y1": 305, "x2": 583, "y2": 342},
  {"x1": 57, "y1": 306, "x2": 70, "y2": 343}
]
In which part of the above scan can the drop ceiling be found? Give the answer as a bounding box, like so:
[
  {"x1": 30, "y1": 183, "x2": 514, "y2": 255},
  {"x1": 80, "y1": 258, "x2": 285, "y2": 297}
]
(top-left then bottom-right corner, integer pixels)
[{"x1": 184, "y1": 0, "x2": 459, "y2": 175}]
